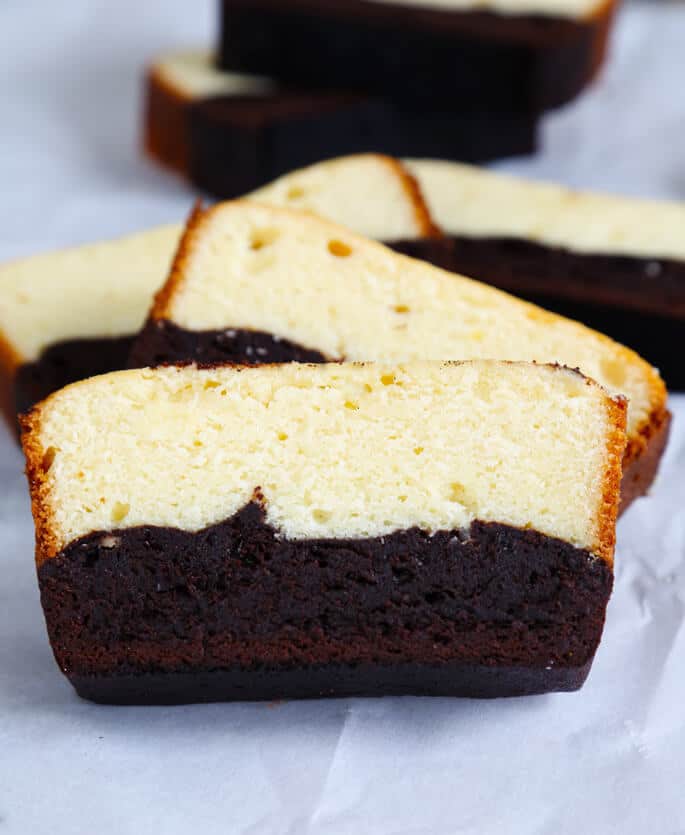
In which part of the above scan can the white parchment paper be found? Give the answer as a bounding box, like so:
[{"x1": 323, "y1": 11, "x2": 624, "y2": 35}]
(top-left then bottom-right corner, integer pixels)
[{"x1": 1, "y1": 2, "x2": 684, "y2": 832}]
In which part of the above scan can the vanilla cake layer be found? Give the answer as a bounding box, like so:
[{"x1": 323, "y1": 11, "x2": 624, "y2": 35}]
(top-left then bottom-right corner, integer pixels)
[
  {"x1": 218, "y1": 0, "x2": 616, "y2": 112},
  {"x1": 23, "y1": 361, "x2": 624, "y2": 703},
  {"x1": 144, "y1": 49, "x2": 536, "y2": 197},
  {"x1": 132, "y1": 200, "x2": 667, "y2": 514},
  {"x1": 408, "y1": 160, "x2": 685, "y2": 263},
  {"x1": 0, "y1": 156, "x2": 435, "y2": 432}
]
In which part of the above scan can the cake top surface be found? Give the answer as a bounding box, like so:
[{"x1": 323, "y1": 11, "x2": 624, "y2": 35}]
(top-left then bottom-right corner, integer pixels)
[
  {"x1": 249, "y1": 154, "x2": 436, "y2": 241},
  {"x1": 363, "y1": 0, "x2": 605, "y2": 19},
  {"x1": 152, "y1": 49, "x2": 275, "y2": 100},
  {"x1": 0, "y1": 225, "x2": 181, "y2": 365},
  {"x1": 22, "y1": 361, "x2": 625, "y2": 564},
  {"x1": 153, "y1": 201, "x2": 664, "y2": 446},
  {"x1": 407, "y1": 159, "x2": 685, "y2": 261}
]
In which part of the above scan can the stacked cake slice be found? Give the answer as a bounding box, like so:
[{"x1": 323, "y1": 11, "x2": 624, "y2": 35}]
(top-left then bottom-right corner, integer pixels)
[{"x1": 10, "y1": 159, "x2": 674, "y2": 704}]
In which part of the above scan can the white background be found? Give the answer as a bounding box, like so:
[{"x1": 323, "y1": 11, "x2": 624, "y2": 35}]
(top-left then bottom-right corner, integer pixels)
[{"x1": 1, "y1": 2, "x2": 685, "y2": 833}]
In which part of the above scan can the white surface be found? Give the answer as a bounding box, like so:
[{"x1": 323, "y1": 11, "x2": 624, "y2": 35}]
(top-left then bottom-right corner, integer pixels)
[{"x1": 1, "y1": 2, "x2": 685, "y2": 833}]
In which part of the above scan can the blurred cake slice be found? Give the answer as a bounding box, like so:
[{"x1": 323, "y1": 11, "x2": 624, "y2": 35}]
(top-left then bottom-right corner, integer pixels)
[{"x1": 144, "y1": 48, "x2": 537, "y2": 196}]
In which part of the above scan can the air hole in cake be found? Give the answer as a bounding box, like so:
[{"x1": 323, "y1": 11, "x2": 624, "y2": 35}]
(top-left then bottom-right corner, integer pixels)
[
  {"x1": 600, "y1": 357, "x2": 627, "y2": 389},
  {"x1": 394, "y1": 304, "x2": 410, "y2": 314},
  {"x1": 364, "y1": 383, "x2": 373, "y2": 393},
  {"x1": 277, "y1": 432, "x2": 288, "y2": 441},
  {"x1": 380, "y1": 373, "x2": 396, "y2": 386},
  {"x1": 327, "y1": 240, "x2": 352, "y2": 257},
  {"x1": 249, "y1": 227, "x2": 280, "y2": 251},
  {"x1": 42, "y1": 446, "x2": 57, "y2": 472},
  {"x1": 344, "y1": 400, "x2": 359, "y2": 410},
  {"x1": 286, "y1": 185, "x2": 306, "y2": 200},
  {"x1": 111, "y1": 502, "x2": 130, "y2": 523},
  {"x1": 204, "y1": 380, "x2": 221, "y2": 390},
  {"x1": 414, "y1": 446, "x2": 424, "y2": 455},
  {"x1": 312, "y1": 509, "x2": 331, "y2": 523}
]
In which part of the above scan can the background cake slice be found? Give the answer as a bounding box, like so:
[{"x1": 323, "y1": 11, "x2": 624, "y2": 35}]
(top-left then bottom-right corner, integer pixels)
[
  {"x1": 0, "y1": 155, "x2": 429, "y2": 433},
  {"x1": 131, "y1": 200, "x2": 669, "y2": 514},
  {"x1": 0, "y1": 225, "x2": 181, "y2": 435},
  {"x1": 22, "y1": 360, "x2": 626, "y2": 704},
  {"x1": 218, "y1": 0, "x2": 616, "y2": 111},
  {"x1": 145, "y1": 49, "x2": 537, "y2": 197},
  {"x1": 406, "y1": 159, "x2": 685, "y2": 385}
]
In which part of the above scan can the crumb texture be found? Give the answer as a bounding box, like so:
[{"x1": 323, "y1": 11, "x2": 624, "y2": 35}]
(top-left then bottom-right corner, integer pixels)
[
  {"x1": 160, "y1": 201, "x2": 659, "y2": 440},
  {"x1": 27, "y1": 361, "x2": 623, "y2": 558}
]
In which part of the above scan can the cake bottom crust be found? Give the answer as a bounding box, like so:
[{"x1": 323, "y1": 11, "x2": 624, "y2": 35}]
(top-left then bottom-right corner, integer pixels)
[
  {"x1": 70, "y1": 659, "x2": 593, "y2": 706},
  {"x1": 39, "y1": 503, "x2": 612, "y2": 705}
]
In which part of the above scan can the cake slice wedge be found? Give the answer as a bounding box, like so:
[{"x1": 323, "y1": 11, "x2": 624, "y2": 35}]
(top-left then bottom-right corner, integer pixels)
[
  {"x1": 131, "y1": 201, "x2": 669, "y2": 513},
  {"x1": 22, "y1": 360, "x2": 626, "y2": 704}
]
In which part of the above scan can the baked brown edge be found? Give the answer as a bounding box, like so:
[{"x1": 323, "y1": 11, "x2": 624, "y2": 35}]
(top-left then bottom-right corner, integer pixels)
[
  {"x1": 382, "y1": 156, "x2": 443, "y2": 239},
  {"x1": 143, "y1": 62, "x2": 193, "y2": 176},
  {"x1": 0, "y1": 329, "x2": 22, "y2": 434}
]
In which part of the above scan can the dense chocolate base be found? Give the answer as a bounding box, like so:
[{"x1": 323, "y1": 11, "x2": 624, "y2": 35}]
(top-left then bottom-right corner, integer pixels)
[
  {"x1": 129, "y1": 320, "x2": 327, "y2": 368},
  {"x1": 38, "y1": 502, "x2": 612, "y2": 704},
  {"x1": 219, "y1": 0, "x2": 614, "y2": 111},
  {"x1": 8, "y1": 336, "x2": 134, "y2": 437},
  {"x1": 390, "y1": 235, "x2": 685, "y2": 389},
  {"x1": 188, "y1": 96, "x2": 536, "y2": 198}
]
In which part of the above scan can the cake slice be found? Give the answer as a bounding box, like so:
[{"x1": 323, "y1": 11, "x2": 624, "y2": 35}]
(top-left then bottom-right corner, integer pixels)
[
  {"x1": 0, "y1": 225, "x2": 181, "y2": 435},
  {"x1": 131, "y1": 201, "x2": 669, "y2": 513},
  {"x1": 218, "y1": 0, "x2": 616, "y2": 111},
  {"x1": 144, "y1": 48, "x2": 537, "y2": 197},
  {"x1": 0, "y1": 155, "x2": 431, "y2": 434},
  {"x1": 405, "y1": 159, "x2": 685, "y2": 385},
  {"x1": 22, "y1": 360, "x2": 626, "y2": 704}
]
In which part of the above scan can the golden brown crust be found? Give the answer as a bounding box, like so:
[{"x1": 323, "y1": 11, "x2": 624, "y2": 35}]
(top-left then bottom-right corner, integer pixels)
[
  {"x1": 149, "y1": 201, "x2": 209, "y2": 322},
  {"x1": 380, "y1": 156, "x2": 443, "y2": 239},
  {"x1": 620, "y1": 406, "x2": 671, "y2": 515},
  {"x1": 143, "y1": 63, "x2": 193, "y2": 176},
  {"x1": 20, "y1": 405, "x2": 60, "y2": 567},
  {"x1": 0, "y1": 329, "x2": 22, "y2": 434},
  {"x1": 596, "y1": 393, "x2": 627, "y2": 567}
]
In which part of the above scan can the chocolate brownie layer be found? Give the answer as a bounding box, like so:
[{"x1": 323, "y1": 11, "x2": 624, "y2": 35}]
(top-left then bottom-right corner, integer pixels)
[
  {"x1": 129, "y1": 321, "x2": 326, "y2": 368},
  {"x1": 219, "y1": 0, "x2": 615, "y2": 111},
  {"x1": 188, "y1": 95, "x2": 536, "y2": 198},
  {"x1": 10, "y1": 336, "x2": 134, "y2": 434},
  {"x1": 39, "y1": 502, "x2": 613, "y2": 704},
  {"x1": 389, "y1": 235, "x2": 685, "y2": 387}
]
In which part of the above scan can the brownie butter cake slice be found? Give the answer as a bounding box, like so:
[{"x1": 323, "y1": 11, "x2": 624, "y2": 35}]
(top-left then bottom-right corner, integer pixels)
[
  {"x1": 131, "y1": 201, "x2": 669, "y2": 513},
  {"x1": 0, "y1": 225, "x2": 181, "y2": 434},
  {"x1": 145, "y1": 49, "x2": 536, "y2": 197},
  {"x1": 22, "y1": 360, "x2": 626, "y2": 704},
  {"x1": 218, "y1": 0, "x2": 616, "y2": 111},
  {"x1": 0, "y1": 155, "x2": 431, "y2": 432},
  {"x1": 406, "y1": 159, "x2": 685, "y2": 385}
]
